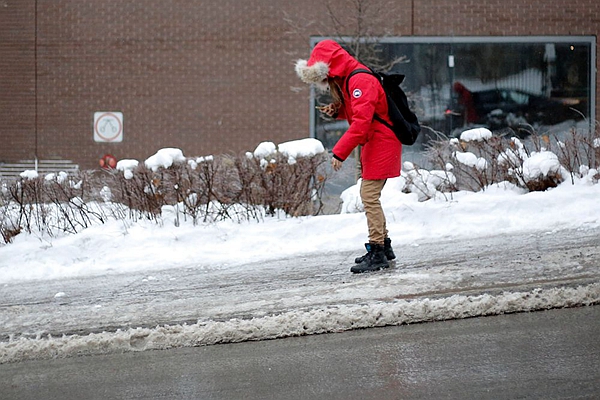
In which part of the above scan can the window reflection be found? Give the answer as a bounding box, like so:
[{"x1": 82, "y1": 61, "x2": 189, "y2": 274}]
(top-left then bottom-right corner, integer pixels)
[{"x1": 313, "y1": 37, "x2": 594, "y2": 150}]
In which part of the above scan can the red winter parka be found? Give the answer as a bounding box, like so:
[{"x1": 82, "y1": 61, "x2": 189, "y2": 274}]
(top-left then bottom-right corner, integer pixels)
[{"x1": 297, "y1": 40, "x2": 401, "y2": 180}]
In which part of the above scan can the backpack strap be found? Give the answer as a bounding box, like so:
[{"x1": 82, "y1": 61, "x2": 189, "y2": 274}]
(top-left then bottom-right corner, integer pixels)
[
  {"x1": 345, "y1": 68, "x2": 373, "y2": 95},
  {"x1": 345, "y1": 68, "x2": 393, "y2": 131}
]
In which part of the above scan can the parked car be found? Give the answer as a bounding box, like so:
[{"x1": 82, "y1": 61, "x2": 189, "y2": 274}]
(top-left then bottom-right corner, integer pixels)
[{"x1": 446, "y1": 82, "x2": 586, "y2": 135}]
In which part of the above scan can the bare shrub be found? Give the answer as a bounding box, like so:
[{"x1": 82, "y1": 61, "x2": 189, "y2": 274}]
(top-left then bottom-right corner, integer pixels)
[
  {"x1": 242, "y1": 152, "x2": 328, "y2": 217},
  {"x1": 100, "y1": 151, "x2": 329, "y2": 224},
  {"x1": 424, "y1": 125, "x2": 599, "y2": 194},
  {"x1": 0, "y1": 149, "x2": 329, "y2": 244},
  {"x1": 0, "y1": 172, "x2": 109, "y2": 243}
]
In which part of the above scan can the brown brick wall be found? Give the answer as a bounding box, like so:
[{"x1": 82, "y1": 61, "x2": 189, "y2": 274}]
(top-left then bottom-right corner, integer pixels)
[
  {"x1": 1, "y1": 0, "x2": 598, "y2": 169},
  {"x1": 0, "y1": 0, "x2": 36, "y2": 161},
  {"x1": 413, "y1": 0, "x2": 599, "y2": 36}
]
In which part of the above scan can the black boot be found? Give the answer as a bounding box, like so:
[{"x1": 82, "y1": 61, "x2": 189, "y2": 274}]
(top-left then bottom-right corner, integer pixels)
[
  {"x1": 351, "y1": 243, "x2": 390, "y2": 273},
  {"x1": 354, "y1": 238, "x2": 395, "y2": 263},
  {"x1": 383, "y1": 237, "x2": 396, "y2": 261}
]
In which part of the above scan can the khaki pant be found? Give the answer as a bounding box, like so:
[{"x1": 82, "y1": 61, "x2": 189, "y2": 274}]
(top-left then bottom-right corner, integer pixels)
[{"x1": 360, "y1": 179, "x2": 388, "y2": 245}]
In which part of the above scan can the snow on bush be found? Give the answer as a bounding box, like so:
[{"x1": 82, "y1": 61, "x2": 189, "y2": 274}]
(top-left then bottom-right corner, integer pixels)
[
  {"x1": 251, "y1": 138, "x2": 325, "y2": 162},
  {"x1": 19, "y1": 170, "x2": 38, "y2": 180},
  {"x1": 498, "y1": 138, "x2": 528, "y2": 166},
  {"x1": 187, "y1": 155, "x2": 214, "y2": 170},
  {"x1": 340, "y1": 162, "x2": 457, "y2": 211},
  {"x1": 402, "y1": 162, "x2": 456, "y2": 201},
  {"x1": 453, "y1": 151, "x2": 488, "y2": 171},
  {"x1": 116, "y1": 159, "x2": 139, "y2": 180},
  {"x1": 0, "y1": 138, "x2": 330, "y2": 243},
  {"x1": 340, "y1": 180, "x2": 363, "y2": 213},
  {"x1": 522, "y1": 151, "x2": 563, "y2": 182},
  {"x1": 144, "y1": 148, "x2": 186, "y2": 172},
  {"x1": 1, "y1": 127, "x2": 598, "y2": 242},
  {"x1": 44, "y1": 171, "x2": 67, "y2": 183},
  {"x1": 252, "y1": 141, "x2": 277, "y2": 159},
  {"x1": 459, "y1": 127, "x2": 492, "y2": 142},
  {"x1": 340, "y1": 125, "x2": 599, "y2": 212},
  {"x1": 278, "y1": 138, "x2": 325, "y2": 164}
]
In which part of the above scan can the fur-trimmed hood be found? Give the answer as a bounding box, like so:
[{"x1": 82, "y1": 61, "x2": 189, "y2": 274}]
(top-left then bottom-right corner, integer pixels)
[{"x1": 295, "y1": 40, "x2": 362, "y2": 84}]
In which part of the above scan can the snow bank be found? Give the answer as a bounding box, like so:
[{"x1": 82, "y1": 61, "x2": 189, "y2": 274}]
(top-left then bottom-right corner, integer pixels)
[{"x1": 2, "y1": 283, "x2": 598, "y2": 364}]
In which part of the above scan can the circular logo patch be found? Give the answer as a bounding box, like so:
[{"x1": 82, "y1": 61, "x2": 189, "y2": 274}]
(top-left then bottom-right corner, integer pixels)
[{"x1": 352, "y1": 88, "x2": 362, "y2": 98}]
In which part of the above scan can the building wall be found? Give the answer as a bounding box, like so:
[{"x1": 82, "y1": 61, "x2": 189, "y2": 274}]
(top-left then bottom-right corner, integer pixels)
[
  {"x1": 1, "y1": 0, "x2": 598, "y2": 169},
  {"x1": 0, "y1": 0, "x2": 36, "y2": 162}
]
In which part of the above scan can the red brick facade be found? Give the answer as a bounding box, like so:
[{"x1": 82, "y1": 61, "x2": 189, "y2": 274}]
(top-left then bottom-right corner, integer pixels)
[{"x1": 1, "y1": 0, "x2": 598, "y2": 169}]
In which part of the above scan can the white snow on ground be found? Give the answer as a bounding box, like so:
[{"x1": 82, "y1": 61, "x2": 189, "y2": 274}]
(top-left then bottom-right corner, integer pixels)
[
  {"x1": 2, "y1": 174, "x2": 599, "y2": 284},
  {"x1": 1, "y1": 135, "x2": 600, "y2": 362}
]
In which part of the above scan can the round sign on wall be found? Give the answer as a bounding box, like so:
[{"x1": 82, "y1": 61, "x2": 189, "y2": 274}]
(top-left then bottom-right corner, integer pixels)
[{"x1": 94, "y1": 112, "x2": 123, "y2": 142}]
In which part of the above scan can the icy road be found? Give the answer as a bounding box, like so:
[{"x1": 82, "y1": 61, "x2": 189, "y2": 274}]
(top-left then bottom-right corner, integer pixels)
[{"x1": 1, "y1": 227, "x2": 600, "y2": 363}]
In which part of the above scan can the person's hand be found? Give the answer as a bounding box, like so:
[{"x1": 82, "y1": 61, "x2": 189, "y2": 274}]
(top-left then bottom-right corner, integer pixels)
[
  {"x1": 331, "y1": 158, "x2": 343, "y2": 171},
  {"x1": 316, "y1": 103, "x2": 339, "y2": 118}
]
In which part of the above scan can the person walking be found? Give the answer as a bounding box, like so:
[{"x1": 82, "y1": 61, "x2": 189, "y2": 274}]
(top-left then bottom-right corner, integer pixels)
[{"x1": 295, "y1": 39, "x2": 400, "y2": 273}]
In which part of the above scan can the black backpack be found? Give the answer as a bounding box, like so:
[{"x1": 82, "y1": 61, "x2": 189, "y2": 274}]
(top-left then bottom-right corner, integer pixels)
[{"x1": 346, "y1": 68, "x2": 421, "y2": 146}]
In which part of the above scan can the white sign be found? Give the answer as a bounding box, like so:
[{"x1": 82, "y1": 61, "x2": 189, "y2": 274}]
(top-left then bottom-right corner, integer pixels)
[{"x1": 94, "y1": 111, "x2": 123, "y2": 142}]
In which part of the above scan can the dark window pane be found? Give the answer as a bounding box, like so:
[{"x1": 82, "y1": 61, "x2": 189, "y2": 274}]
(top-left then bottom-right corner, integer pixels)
[{"x1": 311, "y1": 37, "x2": 594, "y2": 151}]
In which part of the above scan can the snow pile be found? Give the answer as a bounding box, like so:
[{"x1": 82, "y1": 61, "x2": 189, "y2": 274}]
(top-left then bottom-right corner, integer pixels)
[
  {"x1": 341, "y1": 159, "x2": 460, "y2": 211},
  {"x1": 2, "y1": 132, "x2": 599, "y2": 283},
  {"x1": 340, "y1": 180, "x2": 364, "y2": 213},
  {"x1": 2, "y1": 283, "x2": 598, "y2": 363}
]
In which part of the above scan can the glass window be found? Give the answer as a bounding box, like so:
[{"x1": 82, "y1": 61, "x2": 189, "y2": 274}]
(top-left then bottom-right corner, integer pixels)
[{"x1": 310, "y1": 36, "x2": 595, "y2": 154}]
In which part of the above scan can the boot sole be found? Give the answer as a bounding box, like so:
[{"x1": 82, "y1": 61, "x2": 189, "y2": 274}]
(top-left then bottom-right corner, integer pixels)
[{"x1": 350, "y1": 262, "x2": 390, "y2": 273}]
